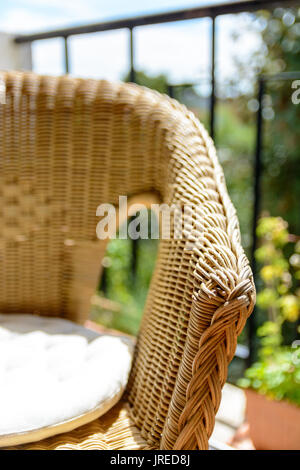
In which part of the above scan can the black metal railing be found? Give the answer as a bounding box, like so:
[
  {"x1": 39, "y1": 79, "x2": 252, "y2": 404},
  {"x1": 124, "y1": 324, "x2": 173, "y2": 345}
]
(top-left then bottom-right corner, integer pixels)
[
  {"x1": 249, "y1": 70, "x2": 300, "y2": 363},
  {"x1": 14, "y1": 0, "x2": 300, "y2": 138},
  {"x1": 14, "y1": 0, "x2": 300, "y2": 366}
]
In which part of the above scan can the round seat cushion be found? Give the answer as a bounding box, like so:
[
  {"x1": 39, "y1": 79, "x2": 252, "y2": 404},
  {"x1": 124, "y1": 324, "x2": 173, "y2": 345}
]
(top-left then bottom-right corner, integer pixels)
[{"x1": 0, "y1": 314, "x2": 134, "y2": 447}]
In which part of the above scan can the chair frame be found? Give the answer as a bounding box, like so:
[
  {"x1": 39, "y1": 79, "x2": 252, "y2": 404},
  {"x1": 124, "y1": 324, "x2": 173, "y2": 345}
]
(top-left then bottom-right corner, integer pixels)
[{"x1": 0, "y1": 72, "x2": 255, "y2": 450}]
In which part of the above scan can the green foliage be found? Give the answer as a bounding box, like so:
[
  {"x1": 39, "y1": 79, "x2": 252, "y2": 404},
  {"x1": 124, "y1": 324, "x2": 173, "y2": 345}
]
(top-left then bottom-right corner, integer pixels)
[
  {"x1": 92, "y1": 6, "x2": 300, "y2": 356},
  {"x1": 239, "y1": 347, "x2": 300, "y2": 405},
  {"x1": 215, "y1": 101, "x2": 255, "y2": 252},
  {"x1": 258, "y1": 7, "x2": 300, "y2": 235},
  {"x1": 259, "y1": 7, "x2": 300, "y2": 73},
  {"x1": 238, "y1": 216, "x2": 300, "y2": 405},
  {"x1": 255, "y1": 216, "x2": 300, "y2": 325},
  {"x1": 91, "y1": 212, "x2": 158, "y2": 336},
  {"x1": 123, "y1": 70, "x2": 169, "y2": 94},
  {"x1": 226, "y1": 7, "x2": 300, "y2": 241}
]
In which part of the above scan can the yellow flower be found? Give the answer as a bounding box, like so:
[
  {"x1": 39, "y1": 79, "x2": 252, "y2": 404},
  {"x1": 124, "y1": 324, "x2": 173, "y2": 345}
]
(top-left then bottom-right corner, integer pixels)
[
  {"x1": 260, "y1": 265, "x2": 283, "y2": 282},
  {"x1": 279, "y1": 295, "x2": 299, "y2": 322}
]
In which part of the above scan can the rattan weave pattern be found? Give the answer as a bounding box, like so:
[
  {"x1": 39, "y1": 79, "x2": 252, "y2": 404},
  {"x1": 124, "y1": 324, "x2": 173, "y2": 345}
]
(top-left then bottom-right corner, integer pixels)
[
  {"x1": 1, "y1": 71, "x2": 255, "y2": 450},
  {"x1": 7, "y1": 401, "x2": 153, "y2": 450}
]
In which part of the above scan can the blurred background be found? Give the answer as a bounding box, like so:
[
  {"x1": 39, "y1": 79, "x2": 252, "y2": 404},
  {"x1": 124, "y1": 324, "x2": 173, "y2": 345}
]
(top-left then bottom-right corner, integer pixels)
[{"x1": 0, "y1": 0, "x2": 299, "y2": 448}]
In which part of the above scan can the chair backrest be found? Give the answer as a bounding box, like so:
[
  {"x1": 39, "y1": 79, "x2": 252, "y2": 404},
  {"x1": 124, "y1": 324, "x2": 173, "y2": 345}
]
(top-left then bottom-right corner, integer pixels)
[{"x1": 0, "y1": 71, "x2": 255, "y2": 449}]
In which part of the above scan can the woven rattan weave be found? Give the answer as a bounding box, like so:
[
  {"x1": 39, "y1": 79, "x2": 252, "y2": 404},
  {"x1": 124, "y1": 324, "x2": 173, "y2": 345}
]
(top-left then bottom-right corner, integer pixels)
[{"x1": 0, "y1": 71, "x2": 255, "y2": 450}]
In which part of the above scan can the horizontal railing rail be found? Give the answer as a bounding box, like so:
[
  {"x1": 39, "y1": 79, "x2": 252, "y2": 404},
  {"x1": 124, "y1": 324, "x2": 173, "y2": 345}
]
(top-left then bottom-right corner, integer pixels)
[{"x1": 14, "y1": 0, "x2": 299, "y2": 43}]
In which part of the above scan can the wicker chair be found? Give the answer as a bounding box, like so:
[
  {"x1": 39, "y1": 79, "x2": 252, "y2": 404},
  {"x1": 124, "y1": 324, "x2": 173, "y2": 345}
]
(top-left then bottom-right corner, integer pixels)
[{"x1": 0, "y1": 71, "x2": 255, "y2": 450}]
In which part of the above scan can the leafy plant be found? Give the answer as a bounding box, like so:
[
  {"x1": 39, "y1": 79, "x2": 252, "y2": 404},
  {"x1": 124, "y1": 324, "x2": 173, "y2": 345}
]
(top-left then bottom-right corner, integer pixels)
[
  {"x1": 91, "y1": 210, "x2": 159, "y2": 336},
  {"x1": 239, "y1": 216, "x2": 300, "y2": 405},
  {"x1": 238, "y1": 347, "x2": 300, "y2": 404}
]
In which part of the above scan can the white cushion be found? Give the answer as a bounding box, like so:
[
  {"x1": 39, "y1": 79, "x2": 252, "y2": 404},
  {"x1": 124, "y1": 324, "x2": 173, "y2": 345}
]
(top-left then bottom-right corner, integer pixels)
[{"x1": 0, "y1": 314, "x2": 134, "y2": 447}]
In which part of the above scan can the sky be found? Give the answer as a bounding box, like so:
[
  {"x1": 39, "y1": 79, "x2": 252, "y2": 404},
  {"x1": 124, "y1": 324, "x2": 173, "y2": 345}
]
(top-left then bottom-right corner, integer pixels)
[{"x1": 0, "y1": 0, "x2": 262, "y2": 87}]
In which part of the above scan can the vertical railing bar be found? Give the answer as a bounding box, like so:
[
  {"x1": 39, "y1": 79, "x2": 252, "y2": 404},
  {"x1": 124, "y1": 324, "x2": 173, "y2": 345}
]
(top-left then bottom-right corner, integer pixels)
[
  {"x1": 248, "y1": 77, "x2": 265, "y2": 366},
  {"x1": 100, "y1": 265, "x2": 107, "y2": 295},
  {"x1": 129, "y1": 26, "x2": 138, "y2": 281},
  {"x1": 63, "y1": 36, "x2": 70, "y2": 74},
  {"x1": 167, "y1": 84, "x2": 174, "y2": 98},
  {"x1": 210, "y1": 16, "x2": 216, "y2": 140},
  {"x1": 129, "y1": 27, "x2": 136, "y2": 83},
  {"x1": 131, "y1": 224, "x2": 138, "y2": 285}
]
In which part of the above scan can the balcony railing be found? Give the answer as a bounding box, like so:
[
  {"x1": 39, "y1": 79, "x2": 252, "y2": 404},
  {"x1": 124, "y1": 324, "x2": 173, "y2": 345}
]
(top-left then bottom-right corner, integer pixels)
[{"x1": 13, "y1": 0, "x2": 300, "y2": 368}]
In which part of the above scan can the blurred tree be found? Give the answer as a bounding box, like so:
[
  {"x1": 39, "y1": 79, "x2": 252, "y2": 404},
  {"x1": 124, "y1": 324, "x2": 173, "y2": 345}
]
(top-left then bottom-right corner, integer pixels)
[
  {"x1": 123, "y1": 70, "x2": 169, "y2": 93},
  {"x1": 97, "y1": 8, "x2": 300, "y2": 355},
  {"x1": 216, "y1": 7, "x2": 300, "y2": 253},
  {"x1": 250, "y1": 7, "x2": 300, "y2": 234},
  {"x1": 256, "y1": 7, "x2": 300, "y2": 235}
]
